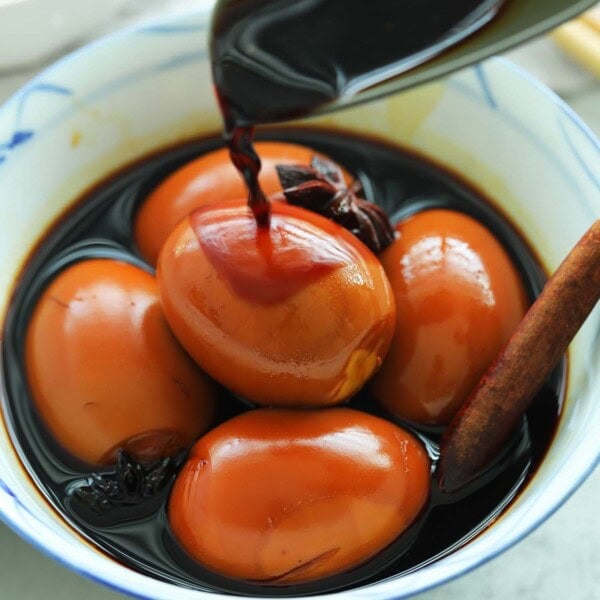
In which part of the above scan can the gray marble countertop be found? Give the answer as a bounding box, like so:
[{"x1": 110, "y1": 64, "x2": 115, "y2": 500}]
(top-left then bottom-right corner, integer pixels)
[{"x1": 1, "y1": 2, "x2": 599, "y2": 599}]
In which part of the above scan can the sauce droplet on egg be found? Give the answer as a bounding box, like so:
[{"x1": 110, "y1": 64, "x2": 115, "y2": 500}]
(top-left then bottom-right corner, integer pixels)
[{"x1": 190, "y1": 201, "x2": 356, "y2": 304}]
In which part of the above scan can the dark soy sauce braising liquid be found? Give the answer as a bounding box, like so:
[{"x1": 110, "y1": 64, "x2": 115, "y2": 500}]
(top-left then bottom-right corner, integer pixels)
[
  {"x1": 210, "y1": 0, "x2": 506, "y2": 222},
  {"x1": 3, "y1": 128, "x2": 564, "y2": 596},
  {"x1": 211, "y1": 0, "x2": 505, "y2": 126}
]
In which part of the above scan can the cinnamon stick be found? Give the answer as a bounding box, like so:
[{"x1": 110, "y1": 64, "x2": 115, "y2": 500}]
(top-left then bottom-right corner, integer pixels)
[{"x1": 439, "y1": 220, "x2": 600, "y2": 493}]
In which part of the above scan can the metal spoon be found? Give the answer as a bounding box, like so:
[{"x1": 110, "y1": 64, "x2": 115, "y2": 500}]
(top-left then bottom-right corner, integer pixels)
[{"x1": 318, "y1": 0, "x2": 599, "y2": 116}]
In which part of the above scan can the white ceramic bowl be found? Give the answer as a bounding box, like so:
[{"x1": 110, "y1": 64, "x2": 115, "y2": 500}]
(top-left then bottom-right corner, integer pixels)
[{"x1": 1, "y1": 6, "x2": 599, "y2": 600}]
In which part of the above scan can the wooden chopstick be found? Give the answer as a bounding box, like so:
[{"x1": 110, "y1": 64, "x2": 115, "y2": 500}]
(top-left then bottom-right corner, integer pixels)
[
  {"x1": 552, "y1": 9, "x2": 600, "y2": 78},
  {"x1": 581, "y1": 6, "x2": 600, "y2": 33}
]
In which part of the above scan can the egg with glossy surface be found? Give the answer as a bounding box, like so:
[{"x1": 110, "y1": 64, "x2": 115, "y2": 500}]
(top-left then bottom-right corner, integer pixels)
[
  {"x1": 134, "y1": 141, "x2": 351, "y2": 265},
  {"x1": 370, "y1": 209, "x2": 528, "y2": 425},
  {"x1": 25, "y1": 259, "x2": 217, "y2": 465},
  {"x1": 168, "y1": 407, "x2": 430, "y2": 584},
  {"x1": 157, "y1": 200, "x2": 395, "y2": 407}
]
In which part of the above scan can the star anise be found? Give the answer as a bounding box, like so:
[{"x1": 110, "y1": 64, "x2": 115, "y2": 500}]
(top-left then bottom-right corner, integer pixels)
[
  {"x1": 276, "y1": 156, "x2": 395, "y2": 253},
  {"x1": 70, "y1": 450, "x2": 183, "y2": 513}
]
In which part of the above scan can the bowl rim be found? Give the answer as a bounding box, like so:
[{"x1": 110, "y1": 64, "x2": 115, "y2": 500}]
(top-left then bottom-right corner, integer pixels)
[{"x1": 0, "y1": 7, "x2": 599, "y2": 600}]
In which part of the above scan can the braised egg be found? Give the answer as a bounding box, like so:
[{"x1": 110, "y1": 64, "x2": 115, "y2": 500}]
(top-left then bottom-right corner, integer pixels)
[
  {"x1": 370, "y1": 209, "x2": 527, "y2": 425},
  {"x1": 158, "y1": 200, "x2": 395, "y2": 407},
  {"x1": 168, "y1": 407, "x2": 430, "y2": 583},
  {"x1": 25, "y1": 259, "x2": 217, "y2": 465}
]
